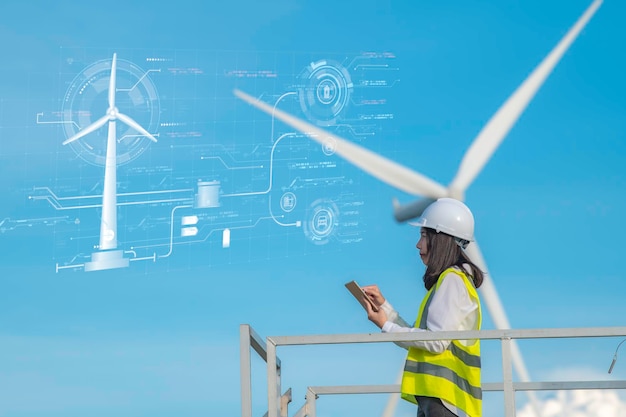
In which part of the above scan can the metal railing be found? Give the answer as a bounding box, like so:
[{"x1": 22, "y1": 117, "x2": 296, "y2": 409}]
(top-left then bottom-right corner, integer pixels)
[{"x1": 240, "y1": 324, "x2": 626, "y2": 417}]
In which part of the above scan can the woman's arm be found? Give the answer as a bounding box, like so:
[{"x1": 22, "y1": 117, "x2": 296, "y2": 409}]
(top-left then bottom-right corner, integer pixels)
[
  {"x1": 381, "y1": 273, "x2": 478, "y2": 353},
  {"x1": 380, "y1": 300, "x2": 411, "y2": 328},
  {"x1": 378, "y1": 300, "x2": 414, "y2": 350}
]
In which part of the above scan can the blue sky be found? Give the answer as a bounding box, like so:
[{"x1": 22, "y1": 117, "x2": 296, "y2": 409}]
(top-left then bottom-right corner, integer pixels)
[{"x1": 1, "y1": 1, "x2": 625, "y2": 416}]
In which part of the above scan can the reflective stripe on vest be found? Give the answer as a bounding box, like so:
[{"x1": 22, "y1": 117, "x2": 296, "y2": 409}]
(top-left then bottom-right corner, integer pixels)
[
  {"x1": 400, "y1": 267, "x2": 482, "y2": 417},
  {"x1": 404, "y1": 360, "x2": 482, "y2": 400}
]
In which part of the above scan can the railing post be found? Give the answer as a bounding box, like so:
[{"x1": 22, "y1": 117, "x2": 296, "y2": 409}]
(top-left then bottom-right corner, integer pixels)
[
  {"x1": 267, "y1": 337, "x2": 280, "y2": 417},
  {"x1": 240, "y1": 324, "x2": 252, "y2": 417},
  {"x1": 306, "y1": 386, "x2": 317, "y2": 417},
  {"x1": 501, "y1": 337, "x2": 516, "y2": 417},
  {"x1": 280, "y1": 388, "x2": 292, "y2": 417}
]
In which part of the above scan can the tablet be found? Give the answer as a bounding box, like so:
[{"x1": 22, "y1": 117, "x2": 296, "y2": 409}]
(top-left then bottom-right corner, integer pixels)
[{"x1": 345, "y1": 280, "x2": 379, "y2": 312}]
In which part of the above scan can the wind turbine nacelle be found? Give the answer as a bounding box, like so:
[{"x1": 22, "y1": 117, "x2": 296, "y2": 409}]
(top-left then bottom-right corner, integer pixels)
[{"x1": 392, "y1": 198, "x2": 436, "y2": 223}]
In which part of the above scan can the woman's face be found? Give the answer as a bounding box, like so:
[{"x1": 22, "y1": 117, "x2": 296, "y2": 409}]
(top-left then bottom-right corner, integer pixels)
[{"x1": 416, "y1": 228, "x2": 429, "y2": 266}]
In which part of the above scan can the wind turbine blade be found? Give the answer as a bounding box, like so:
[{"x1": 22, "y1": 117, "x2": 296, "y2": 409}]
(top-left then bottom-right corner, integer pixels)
[
  {"x1": 464, "y1": 242, "x2": 512, "y2": 330},
  {"x1": 393, "y1": 197, "x2": 436, "y2": 223},
  {"x1": 449, "y1": 0, "x2": 603, "y2": 193},
  {"x1": 464, "y1": 241, "x2": 542, "y2": 417},
  {"x1": 109, "y1": 53, "x2": 117, "y2": 109},
  {"x1": 234, "y1": 89, "x2": 447, "y2": 198},
  {"x1": 116, "y1": 112, "x2": 158, "y2": 142},
  {"x1": 62, "y1": 114, "x2": 109, "y2": 145},
  {"x1": 380, "y1": 368, "x2": 403, "y2": 417}
]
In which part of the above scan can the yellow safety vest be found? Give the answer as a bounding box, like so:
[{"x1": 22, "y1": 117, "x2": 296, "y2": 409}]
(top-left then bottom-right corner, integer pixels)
[{"x1": 401, "y1": 267, "x2": 482, "y2": 417}]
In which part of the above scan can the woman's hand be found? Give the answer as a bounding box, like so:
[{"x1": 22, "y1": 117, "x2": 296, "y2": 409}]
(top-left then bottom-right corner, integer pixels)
[
  {"x1": 362, "y1": 284, "x2": 385, "y2": 307},
  {"x1": 362, "y1": 284, "x2": 387, "y2": 329},
  {"x1": 364, "y1": 298, "x2": 388, "y2": 329}
]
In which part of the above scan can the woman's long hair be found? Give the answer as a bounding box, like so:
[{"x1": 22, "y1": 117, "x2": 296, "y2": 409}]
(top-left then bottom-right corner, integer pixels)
[{"x1": 422, "y1": 227, "x2": 484, "y2": 290}]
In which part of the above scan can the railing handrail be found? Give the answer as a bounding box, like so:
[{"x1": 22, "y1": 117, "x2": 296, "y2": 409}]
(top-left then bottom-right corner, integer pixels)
[
  {"x1": 268, "y1": 326, "x2": 626, "y2": 346},
  {"x1": 242, "y1": 325, "x2": 626, "y2": 417}
]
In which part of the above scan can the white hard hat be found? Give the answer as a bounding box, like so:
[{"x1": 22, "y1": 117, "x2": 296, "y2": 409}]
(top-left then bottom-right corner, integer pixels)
[{"x1": 412, "y1": 198, "x2": 475, "y2": 242}]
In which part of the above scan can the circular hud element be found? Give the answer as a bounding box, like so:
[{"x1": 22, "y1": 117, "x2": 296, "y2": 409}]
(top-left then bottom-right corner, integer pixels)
[
  {"x1": 62, "y1": 57, "x2": 160, "y2": 166},
  {"x1": 303, "y1": 198, "x2": 339, "y2": 245},
  {"x1": 297, "y1": 59, "x2": 353, "y2": 126}
]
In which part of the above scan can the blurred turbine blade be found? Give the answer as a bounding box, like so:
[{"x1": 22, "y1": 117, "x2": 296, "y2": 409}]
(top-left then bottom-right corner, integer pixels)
[
  {"x1": 62, "y1": 114, "x2": 109, "y2": 145},
  {"x1": 464, "y1": 241, "x2": 542, "y2": 417},
  {"x1": 380, "y1": 368, "x2": 403, "y2": 417},
  {"x1": 116, "y1": 112, "x2": 158, "y2": 142},
  {"x1": 234, "y1": 89, "x2": 447, "y2": 198},
  {"x1": 449, "y1": 0, "x2": 603, "y2": 194},
  {"x1": 109, "y1": 53, "x2": 117, "y2": 109},
  {"x1": 393, "y1": 197, "x2": 436, "y2": 223}
]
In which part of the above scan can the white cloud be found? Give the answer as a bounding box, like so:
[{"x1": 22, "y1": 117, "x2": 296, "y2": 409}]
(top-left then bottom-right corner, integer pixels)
[
  {"x1": 517, "y1": 390, "x2": 626, "y2": 417},
  {"x1": 516, "y1": 366, "x2": 626, "y2": 417}
]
